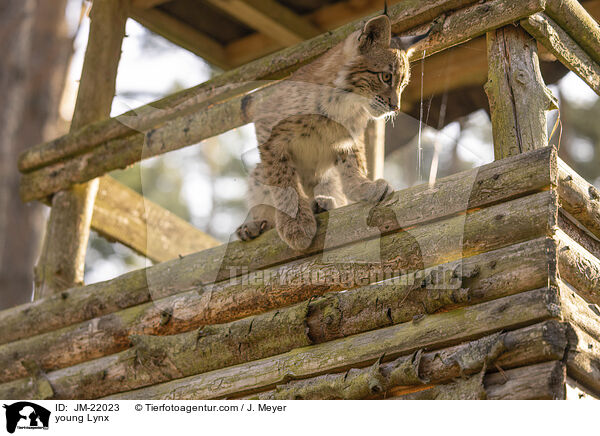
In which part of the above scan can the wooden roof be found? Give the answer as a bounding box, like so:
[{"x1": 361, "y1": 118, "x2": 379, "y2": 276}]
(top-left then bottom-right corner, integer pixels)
[{"x1": 130, "y1": 0, "x2": 600, "y2": 128}]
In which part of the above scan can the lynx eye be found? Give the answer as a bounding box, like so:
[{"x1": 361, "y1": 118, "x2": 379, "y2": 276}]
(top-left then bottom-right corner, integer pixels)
[{"x1": 379, "y1": 72, "x2": 392, "y2": 85}]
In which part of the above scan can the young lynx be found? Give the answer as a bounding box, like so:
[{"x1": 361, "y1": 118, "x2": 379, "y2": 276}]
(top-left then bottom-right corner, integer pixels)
[{"x1": 237, "y1": 13, "x2": 428, "y2": 251}]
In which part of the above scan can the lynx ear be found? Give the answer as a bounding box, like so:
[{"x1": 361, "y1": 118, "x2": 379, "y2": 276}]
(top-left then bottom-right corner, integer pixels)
[
  {"x1": 390, "y1": 31, "x2": 430, "y2": 52},
  {"x1": 358, "y1": 15, "x2": 391, "y2": 53}
]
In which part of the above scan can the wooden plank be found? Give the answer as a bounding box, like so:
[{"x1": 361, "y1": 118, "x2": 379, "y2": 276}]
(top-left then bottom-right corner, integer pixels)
[
  {"x1": 364, "y1": 119, "x2": 385, "y2": 180},
  {"x1": 130, "y1": 7, "x2": 230, "y2": 70},
  {"x1": 17, "y1": 0, "x2": 543, "y2": 178},
  {"x1": 484, "y1": 361, "x2": 566, "y2": 399},
  {"x1": 245, "y1": 321, "x2": 567, "y2": 400},
  {"x1": 521, "y1": 13, "x2": 600, "y2": 96},
  {"x1": 93, "y1": 176, "x2": 220, "y2": 263},
  {"x1": 484, "y1": 25, "x2": 558, "y2": 160},
  {"x1": 206, "y1": 0, "x2": 319, "y2": 46},
  {"x1": 0, "y1": 147, "x2": 557, "y2": 346},
  {"x1": 546, "y1": 0, "x2": 600, "y2": 66},
  {"x1": 33, "y1": 0, "x2": 129, "y2": 298},
  {"x1": 565, "y1": 323, "x2": 600, "y2": 397},
  {"x1": 0, "y1": 229, "x2": 557, "y2": 384},
  {"x1": 557, "y1": 158, "x2": 600, "y2": 242},
  {"x1": 0, "y1": 287, "x2": 561, "y2": 399}
]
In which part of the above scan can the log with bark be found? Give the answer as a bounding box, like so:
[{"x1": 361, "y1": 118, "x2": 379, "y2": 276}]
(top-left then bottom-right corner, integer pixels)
[
  {"x1": 389, "y1": 361, "x2": 566, "y2": 400},
  {"x1": 241, "y1": 321, "x2": 566, "y2": 400},
  {"x1": 0, "y1": 287, "x2": 562, "y2": 399},
  {"x1": 0, "y1": 147, "x2": 557, "y2": 346},
  {"x1": 521, "y1": 13, "x2": 600, "y2": 96},
  {"x1": 18, "y1": 0, "x2": 547, "y2": 202},
  {"x1": 565, "y1": 323, "x2": 600, "y2": 397},
  {"x1": 0, "y1": 191, "x2": 557, "y2": 382}
]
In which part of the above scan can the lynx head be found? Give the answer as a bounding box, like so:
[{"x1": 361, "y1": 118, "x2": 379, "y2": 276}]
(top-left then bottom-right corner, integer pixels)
[{"x1": 339, "y1": 14, "x2": 429, "y2": 119}]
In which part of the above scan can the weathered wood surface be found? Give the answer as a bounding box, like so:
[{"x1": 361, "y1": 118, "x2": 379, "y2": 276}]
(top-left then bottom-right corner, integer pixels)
[
  {"x1": 0, "y1": 228, "x2": 556, "y2": 384},
  {"x1": 242, "y1": 321, "x2": 566, "y2": 400},
  {"x1": 18, "y1": 0, "x2": 546, "y2": 201},
  {"x1": 107, "y1": 309, "x2": 563, "y2": 401},
  {"x1": 522, "y1": 13, "x2": 600, "y2": 96},
  {"x1": 484, "y1": 25, "x2": 557, "y2": 160},
  {"x1": 565, "y1": 323, "x2": 600, "y2": 396},
  {"x1": 33, "y1": 0, "x2": 129, "y2": 297},
  {"x1": 0, "y1": 147, "x2": 556, "y2": 346},
  {"x1": 484, "y1": 361, "x2": 566, "y2": 400},
  {"x1": 93, "y1": 176, "x2": 220, "y2": 262},
  {"x1": 558, "y1": 211, "x2": 600, "y2": 261},
  {"x1": 205, "y1": 0, "x2": 320, "y2": 46},
  {"x1": 0, "y1": 287, "x2": 561, "y2": 399},
  {"x1": 388, "y1": 371, "x2": 488, "y2": 399},
  {"x1": 556, "y1": 230, "x2": 600, "y2": 308},
  {"x1": 403, "y1": 0, "x2": 545, "y2": 61},
  {"x1": 18, "y1": 0, "x2": 480, "y2": 174},
  {"x1": 557, "y1": 159, "x2": 600, "y2": 242},
  {"x1": 546, "y1": 0, "x2": 600, "y2": 66},
  {"x1": 559, "y1": 281, "x2": 600, "y2": 346}
]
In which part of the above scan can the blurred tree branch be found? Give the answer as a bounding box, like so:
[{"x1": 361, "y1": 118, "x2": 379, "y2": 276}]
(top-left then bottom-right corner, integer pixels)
[{"x1": 0, "y1": 0, "x2": 74, "y2": 309}]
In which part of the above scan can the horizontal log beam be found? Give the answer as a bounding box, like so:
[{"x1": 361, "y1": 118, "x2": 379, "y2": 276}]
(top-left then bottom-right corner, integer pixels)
[
  {"x1": 565, "y1": 323, "x2": 600, "y2": 396},
  {"x1": 93, "y1": 176, "x2": 220, "y2": 263},
  {"x1": 18, "y1": 0, "x2": 545, "y2": 199},
  {"x1": 546, "y1": 0, "x2": 600, "y2": 66},
  {"x1": 0, "y1": 147, "x2": 557, "y2": 346},
  {"x1": 556, "y1": 229, "x2": 600, "y2": 308},
  {"x1": 18, "y1": 0, "x2": 478, "y2": 174},
  {"x1": 0, "y1": 191, "x2": 557, "y2": 383},
  {"x1": 130, "y1": 8, "x2": 231, "y2": 70},
  {"x1": 389, "y1": 362, "x2": 566, "y2": 399},
  {"x1": 521, "y1": 13, "x2": 600, "y2": 96},
  {"x1": 244, "y1": 321, "x2": 567, "y2": 400},
  {"x1": 0, "y1": 287, "x2": 562, "y2": 399},
  {"x1": 557, "y1": 159, "x2": 600, "y2": 242},
  {"x1": 206, "y1": 0, "x2": 320, "y2": 46},
  {"x1": 558, "y1": 281, "x2": 600, "y2": 345},
  {"x1": 483, "y1": 361, "x2": 566, "y2": 399}
]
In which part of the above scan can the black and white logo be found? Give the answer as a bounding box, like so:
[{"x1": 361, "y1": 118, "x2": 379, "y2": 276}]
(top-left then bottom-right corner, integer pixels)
[{"x1": 3, "y1": 402, "x2": 50, "y2": 434}]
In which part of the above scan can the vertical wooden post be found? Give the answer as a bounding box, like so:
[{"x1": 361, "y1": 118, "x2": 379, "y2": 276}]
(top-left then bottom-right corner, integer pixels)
[
  {"x1": 34, "y1": 0, "x2": 129, "y2": 298},
  {"x1": 365, "y1": 119, "x2": 385, "y2": 180},
  {"x1": 484, "y1": 25, "x2": 558, "y2": 160}
]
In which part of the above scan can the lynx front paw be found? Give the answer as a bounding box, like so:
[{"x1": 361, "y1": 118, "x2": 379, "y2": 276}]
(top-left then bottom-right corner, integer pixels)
[
  {"x1": 311, "y1": 195, "x2": 338, "y2": 214},
  {"x1": 276, "y1": 208, "x2": 317, "y2": 251},
  {"x1": 352, "y1": 178, "x2": 393, "y2": 203},
  {"x1": 236, "y1": 219, "x2": 273, "y2": 241}
]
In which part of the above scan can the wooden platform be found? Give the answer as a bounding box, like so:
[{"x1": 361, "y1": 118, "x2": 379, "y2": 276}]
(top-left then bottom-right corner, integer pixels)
[{"x1": 2, "y1": 147, "x2": 599, "y2": 399}]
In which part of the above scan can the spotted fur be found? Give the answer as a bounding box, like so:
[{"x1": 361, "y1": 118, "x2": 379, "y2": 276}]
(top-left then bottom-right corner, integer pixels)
[{"x1": 237, "y1": 14, "x2": 426, "y2": 251}]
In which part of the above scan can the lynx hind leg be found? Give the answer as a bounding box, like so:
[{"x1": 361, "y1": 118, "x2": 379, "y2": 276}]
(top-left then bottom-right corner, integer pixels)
[
  {"x1": 237, "y1": 166, "x2": 275, "y2": 241},
  {"x1": 312, "y1": 169, "x2": 348, "y2": 214}
]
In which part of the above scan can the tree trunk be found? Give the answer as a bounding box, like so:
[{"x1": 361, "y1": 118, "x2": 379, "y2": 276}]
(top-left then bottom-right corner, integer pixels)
[{"x1": 0, "y1": 0, "x2": 73, "y2": 309}]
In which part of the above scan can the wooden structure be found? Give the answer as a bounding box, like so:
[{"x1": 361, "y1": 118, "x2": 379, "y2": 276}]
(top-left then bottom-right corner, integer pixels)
[{"x1": 1, "y1": 0, "x2": 600, "y2": 400}]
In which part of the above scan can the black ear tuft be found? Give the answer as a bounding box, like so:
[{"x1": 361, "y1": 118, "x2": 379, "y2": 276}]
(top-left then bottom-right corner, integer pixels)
[
  {"x1": 383, "y1": 0, "x2": 389, "y2": 17},
  {"x1": 358, "y1": 15, "x2": 391, "y2": 53},
  {"x1": 390, "y1": 29, "x2": 430, "y2": 51}
]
